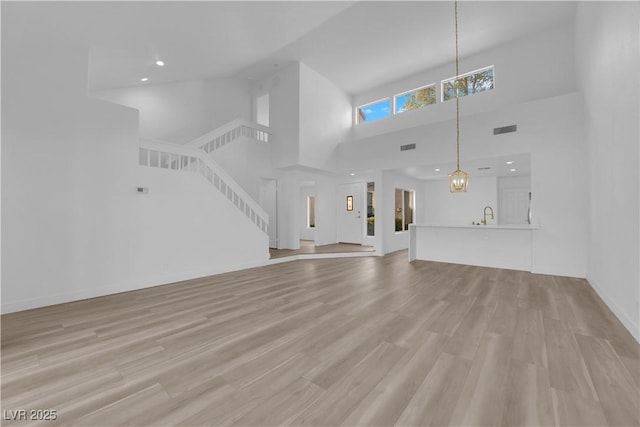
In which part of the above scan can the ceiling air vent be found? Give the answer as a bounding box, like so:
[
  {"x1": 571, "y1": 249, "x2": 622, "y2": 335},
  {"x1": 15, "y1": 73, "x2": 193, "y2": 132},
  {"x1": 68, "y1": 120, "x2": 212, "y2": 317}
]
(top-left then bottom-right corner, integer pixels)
[
  {"x1": 493, "y1": 125, "x2": 517, "y2": 135},
  {"x1": 478, "y1": 167, "x2": 491, "y2": 171},
  {"x1": 400, "y1": 143, "x2": 416, "y2": 151}
]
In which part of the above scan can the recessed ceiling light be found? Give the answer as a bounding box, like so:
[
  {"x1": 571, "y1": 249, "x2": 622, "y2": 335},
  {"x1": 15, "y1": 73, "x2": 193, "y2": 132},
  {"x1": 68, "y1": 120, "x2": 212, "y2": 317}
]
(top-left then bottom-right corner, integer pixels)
[
  {"x1": 155, "y1": 60, "x2": 165, "y2": 67},
  {"x1": 350, "y1": 173, "x2": 355, "y2": 176},
  {"x1": 510, "y1": 168, "x2": 516, "y2": 172},
  {"x1": 506, "y1": 161, "x2": 514, "y2": 165},
  {"x1": 140, "y1": 77, "x2": 148, "y2": 82},
  {"x1": 435, "y1": 168, "x2": 440, "y2": 172}
]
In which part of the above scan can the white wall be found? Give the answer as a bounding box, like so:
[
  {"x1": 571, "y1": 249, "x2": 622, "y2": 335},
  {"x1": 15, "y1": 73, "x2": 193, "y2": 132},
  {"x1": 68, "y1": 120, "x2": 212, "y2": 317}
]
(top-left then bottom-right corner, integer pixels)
[
  {"x1": 208, "y1": 138, "x2": 273, "y2": 202},
  {"x1": 576, "y1": 1, "x2": 640, "y2": 341},
  {"x1": 257, "y1": 63, "x2": 300, "y2": 169},
  {"x1": 423, "y1": 176, "x2": 498, "y2": 226},
  {"x1": 299, "y1": 62, "x2": 352, "y2": 172},
  {"x1": 259, "y1": 178, "x2": 278, "y2": 248},
  {"x1": 206, "y1": 61, "x2": 350, "y2": 249},
  {"x1": 1, "y1": 7, "x2": 269, "y2": 313},
  {"x1": 254, "y1": 61, "x2": 351, "y2": 172},
  {"x1": 340, "y1": 90, "x2": 588, "y2": 278},
  {"x1": 274, "y1": 171, "x2": 300, "y2": 249},
  {"x1": 352, "y1": 23, "x2": 577, "y2": 141},
  {"x1": 92, "y1": 78, "x2": 253, "y2": 145},
  {"x1": 127, "y1": 167, "x2": 269, "y2": 285}
]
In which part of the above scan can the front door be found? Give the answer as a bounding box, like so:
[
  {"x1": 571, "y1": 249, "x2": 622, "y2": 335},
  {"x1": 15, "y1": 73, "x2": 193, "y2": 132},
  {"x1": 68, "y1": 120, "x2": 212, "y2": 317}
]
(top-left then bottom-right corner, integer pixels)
[{"x1": 337, "y1": 183, "x2": 362, "y2": 244}]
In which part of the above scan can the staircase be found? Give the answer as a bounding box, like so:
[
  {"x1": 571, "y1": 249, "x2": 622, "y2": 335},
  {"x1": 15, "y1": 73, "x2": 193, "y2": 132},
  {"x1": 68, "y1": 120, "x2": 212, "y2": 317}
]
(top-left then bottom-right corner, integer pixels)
[
  {"x1": 186, "y1": 118, "x2": 273, "y2": 208},
  {"x1": 186, "y1": 118, "x2": 271, "y2": 154},
  {"x1": 138, "y1": 138, "x2": 269, "y2": 235}
]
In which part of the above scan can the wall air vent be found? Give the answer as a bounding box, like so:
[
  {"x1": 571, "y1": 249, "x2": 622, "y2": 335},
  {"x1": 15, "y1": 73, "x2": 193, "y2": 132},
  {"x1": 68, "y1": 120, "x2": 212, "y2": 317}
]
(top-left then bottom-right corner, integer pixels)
[
  {"x1": 493, "y1": 124, "x2": 517, "y2": 135},
  {"x1": 400, "y1": 143, "x2": 416, "y2": 151}
]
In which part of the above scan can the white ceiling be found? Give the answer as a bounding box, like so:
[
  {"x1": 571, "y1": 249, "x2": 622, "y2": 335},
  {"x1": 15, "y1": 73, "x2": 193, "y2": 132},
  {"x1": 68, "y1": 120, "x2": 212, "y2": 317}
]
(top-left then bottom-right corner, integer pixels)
[
  {"x1": 394, "y1": 152, "x2": 531, "y2": 181},
  {"x1": 239, "y1": 1, "x2": 577, "y2": 94},
  {"x1": 3, "y1": 1, "x2": 577, "y2": 94}
]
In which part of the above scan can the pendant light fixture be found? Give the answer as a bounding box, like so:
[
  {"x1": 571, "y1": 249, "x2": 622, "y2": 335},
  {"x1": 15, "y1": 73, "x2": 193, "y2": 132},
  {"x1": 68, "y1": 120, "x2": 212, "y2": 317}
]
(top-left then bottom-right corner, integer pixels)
[{"x1": 449, "y1": 0, "x2": 469, "y2": 192}]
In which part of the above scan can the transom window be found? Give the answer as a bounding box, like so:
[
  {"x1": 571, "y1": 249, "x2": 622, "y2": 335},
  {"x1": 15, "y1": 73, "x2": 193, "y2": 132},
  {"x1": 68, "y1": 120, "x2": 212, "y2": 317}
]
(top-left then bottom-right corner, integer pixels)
[
  {"x1": 355, "y1": 65, "x2": 495, "y2": 125},
  {"x1": 356, "y1": 98, "x2": 391, "y2": 124},
  {"x1": 442, "y1": 65, "x2": 494, "y2": 101},
  {"x1": 394, "y1": 84, "x2": 436, "y2": 114}
]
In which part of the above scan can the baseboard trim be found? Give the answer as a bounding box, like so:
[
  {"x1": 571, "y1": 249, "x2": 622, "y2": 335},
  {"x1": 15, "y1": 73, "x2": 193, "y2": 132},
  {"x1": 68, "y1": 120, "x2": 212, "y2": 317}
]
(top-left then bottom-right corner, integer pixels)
[
  {"x1": 586, "y1": 274, "x2": 639, "y2": 343},
  {"x1": 268, "y1": 251, "x2": 378, "y2": 264},
  {"x1": 1, "y1": 257, "x2": 269, "y2": 315}
]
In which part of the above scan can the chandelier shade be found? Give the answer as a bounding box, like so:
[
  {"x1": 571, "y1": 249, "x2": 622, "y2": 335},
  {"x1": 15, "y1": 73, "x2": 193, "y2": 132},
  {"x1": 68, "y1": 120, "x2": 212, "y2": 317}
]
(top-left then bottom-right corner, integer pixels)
[{"x1": 448, "y1": 168, "x2": 469, "y2": 192}]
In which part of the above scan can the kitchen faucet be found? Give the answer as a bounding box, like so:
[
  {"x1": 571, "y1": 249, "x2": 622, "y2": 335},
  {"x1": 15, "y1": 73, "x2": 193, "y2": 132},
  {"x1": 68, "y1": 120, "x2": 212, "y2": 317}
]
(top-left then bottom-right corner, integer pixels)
[{"x1": 481, "y1": 206, "x2": 494, "y2": 225}]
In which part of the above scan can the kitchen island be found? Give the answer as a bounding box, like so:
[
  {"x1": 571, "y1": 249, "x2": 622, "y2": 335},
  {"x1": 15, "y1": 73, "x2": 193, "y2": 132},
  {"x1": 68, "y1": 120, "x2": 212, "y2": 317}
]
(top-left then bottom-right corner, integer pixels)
[{"x1": 408, "y1": 224, "x2": 539, "y2": 271}]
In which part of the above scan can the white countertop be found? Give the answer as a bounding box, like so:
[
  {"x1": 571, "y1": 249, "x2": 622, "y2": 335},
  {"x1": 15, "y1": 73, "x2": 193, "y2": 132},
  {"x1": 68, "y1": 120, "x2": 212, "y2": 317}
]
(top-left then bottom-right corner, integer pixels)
[{"x1": 411, "y1": 224, "x2": 540, "y2": 230}]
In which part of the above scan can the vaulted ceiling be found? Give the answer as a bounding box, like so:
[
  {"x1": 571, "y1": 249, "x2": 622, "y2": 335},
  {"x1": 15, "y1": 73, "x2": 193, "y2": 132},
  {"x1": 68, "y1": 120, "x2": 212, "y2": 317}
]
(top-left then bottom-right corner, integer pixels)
[{"x1": 2, "y1": 1, "x2": 577, "y2": 94}]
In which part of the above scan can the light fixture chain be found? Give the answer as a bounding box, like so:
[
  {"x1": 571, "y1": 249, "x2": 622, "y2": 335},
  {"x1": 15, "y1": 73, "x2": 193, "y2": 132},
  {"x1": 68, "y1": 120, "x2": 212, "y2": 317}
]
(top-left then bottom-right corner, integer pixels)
[
  {"x1": 455, "y1": 0, "x2": 460, "y2": 170},
  {"x1": 449, "y1": 0, "x2": 468, "y2": 192}
]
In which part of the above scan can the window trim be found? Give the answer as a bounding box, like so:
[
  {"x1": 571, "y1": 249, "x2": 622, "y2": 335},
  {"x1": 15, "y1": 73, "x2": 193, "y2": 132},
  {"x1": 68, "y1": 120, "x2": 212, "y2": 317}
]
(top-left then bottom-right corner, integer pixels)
[
  {"x1": 440, "y1": 65, "x2": 495, "y2": 102},
  {"x1": 355, "y1": 97, "x2": 392, "y2": 124},
  {"x1": 393, "y1": 83, "x2": 436, "y2": 115}
]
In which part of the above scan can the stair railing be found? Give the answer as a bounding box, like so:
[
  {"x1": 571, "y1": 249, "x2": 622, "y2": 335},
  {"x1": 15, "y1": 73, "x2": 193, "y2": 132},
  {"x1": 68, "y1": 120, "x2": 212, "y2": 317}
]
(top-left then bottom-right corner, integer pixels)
[
  {"x1": 138, "y1": 139, "x2": 268, "y2": 234},
  {"x1": 186, "y1": 118, "x2": 271, "y2": 154}
]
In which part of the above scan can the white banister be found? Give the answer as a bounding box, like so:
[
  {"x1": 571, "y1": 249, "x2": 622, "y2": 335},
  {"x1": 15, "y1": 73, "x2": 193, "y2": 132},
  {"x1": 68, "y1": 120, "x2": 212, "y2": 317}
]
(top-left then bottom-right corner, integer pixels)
[
  {"x1": 185, "y1": 118, "x2": 271, "y2": 154},
  {"x1": 138, "y1": 139, "x2": 268, "y2": 234}
]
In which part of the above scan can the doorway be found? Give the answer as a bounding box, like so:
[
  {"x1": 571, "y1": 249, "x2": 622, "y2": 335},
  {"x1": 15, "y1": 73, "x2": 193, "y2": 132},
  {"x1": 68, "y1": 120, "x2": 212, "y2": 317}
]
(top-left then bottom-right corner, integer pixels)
[
  {"x1": 256, "y1": 93, "x2": 269, "y2": 127},
  {"x1": 337, "y1": 182, "x2": 362, "y2": 244},
  {"x1": 299, "y1": 182, "x2": 316, "y2": 244}
]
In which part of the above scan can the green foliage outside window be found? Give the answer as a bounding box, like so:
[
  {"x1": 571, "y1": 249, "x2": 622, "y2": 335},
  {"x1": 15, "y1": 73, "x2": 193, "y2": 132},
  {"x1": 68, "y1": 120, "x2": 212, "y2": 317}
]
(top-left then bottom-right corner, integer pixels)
[
  {"x1": 396, "y1": 85, "x2": 436, "y2": 113},
  {"x1": 443, "y1": 67, "x2": 494, "y2": 101}
]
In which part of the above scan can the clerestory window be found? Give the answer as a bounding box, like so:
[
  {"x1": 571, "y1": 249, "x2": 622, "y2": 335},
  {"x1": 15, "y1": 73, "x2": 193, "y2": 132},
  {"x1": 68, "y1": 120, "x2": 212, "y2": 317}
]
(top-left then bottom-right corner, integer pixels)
[
  {"x1": 394, "y1": 84, "x2": 436, "y2": 114},
  {"x1": 356, "y1": 98, "x2": 391, "y2": 124},
  {"x1": 442, "y1": 65, "x2": 494, "y2": 101}
]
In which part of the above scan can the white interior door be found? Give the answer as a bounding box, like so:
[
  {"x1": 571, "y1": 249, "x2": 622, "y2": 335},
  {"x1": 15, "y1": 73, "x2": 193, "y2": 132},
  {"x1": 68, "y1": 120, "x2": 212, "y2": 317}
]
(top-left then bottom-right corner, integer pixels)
[{"x1": 337, "y1": 183, "x2": 362, "y2": 244}]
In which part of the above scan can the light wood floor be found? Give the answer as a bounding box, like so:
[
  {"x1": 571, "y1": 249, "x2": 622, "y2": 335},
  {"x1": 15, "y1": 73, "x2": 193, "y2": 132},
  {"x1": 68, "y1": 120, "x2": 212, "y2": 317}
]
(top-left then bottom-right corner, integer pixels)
[
  {"x1": 2, "y1": 251, "x2": 638, "y2": 426},
  {"x1": 269, "y1": 240, "x2": 374, "y2": 259}
]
